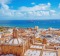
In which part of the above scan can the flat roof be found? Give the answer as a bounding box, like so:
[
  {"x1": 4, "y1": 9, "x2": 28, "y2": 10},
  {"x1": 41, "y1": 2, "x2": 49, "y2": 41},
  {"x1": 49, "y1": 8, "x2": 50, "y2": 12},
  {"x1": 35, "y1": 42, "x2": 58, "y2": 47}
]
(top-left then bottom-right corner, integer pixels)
[{"x1": 24, "y1": 49, "x2": 41, "y2": 56}]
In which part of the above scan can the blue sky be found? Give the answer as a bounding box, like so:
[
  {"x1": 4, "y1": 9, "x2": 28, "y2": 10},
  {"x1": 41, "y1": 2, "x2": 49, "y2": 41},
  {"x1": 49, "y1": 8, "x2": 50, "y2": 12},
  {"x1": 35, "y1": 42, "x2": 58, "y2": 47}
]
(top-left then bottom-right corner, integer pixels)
[
  {"x1": 0, "y1": 0, "x2": 60, "y2": 20},
  {"x1": 9, "y1": 0, "x2": 59, "y2": 9}
]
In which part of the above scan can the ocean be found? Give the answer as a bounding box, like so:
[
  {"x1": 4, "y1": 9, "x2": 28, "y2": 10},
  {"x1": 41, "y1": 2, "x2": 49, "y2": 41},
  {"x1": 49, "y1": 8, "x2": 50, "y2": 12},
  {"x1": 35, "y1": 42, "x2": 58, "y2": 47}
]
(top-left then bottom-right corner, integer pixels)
[{"x1": 0, "y1": 20, "x2": 60, "y2": 29}]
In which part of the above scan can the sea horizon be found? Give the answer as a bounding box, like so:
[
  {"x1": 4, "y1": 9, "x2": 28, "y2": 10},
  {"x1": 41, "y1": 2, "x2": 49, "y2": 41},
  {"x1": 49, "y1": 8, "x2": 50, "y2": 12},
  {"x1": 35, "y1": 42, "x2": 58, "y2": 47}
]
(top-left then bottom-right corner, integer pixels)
[{"x1": 0, "y1": 20, "x2": 60, "y2": 29}]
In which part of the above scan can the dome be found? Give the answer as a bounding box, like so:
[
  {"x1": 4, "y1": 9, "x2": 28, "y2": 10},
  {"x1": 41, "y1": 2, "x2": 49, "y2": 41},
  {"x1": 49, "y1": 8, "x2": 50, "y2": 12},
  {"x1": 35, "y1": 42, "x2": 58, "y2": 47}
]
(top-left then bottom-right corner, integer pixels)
[{"x1": 8, "y1": 37, "x2": 25, "y2": 46}]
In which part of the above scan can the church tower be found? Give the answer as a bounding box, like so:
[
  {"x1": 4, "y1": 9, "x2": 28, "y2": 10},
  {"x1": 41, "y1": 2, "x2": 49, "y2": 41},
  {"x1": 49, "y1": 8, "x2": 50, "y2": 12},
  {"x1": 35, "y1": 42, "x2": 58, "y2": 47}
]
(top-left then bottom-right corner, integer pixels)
[{"x1": 13, "y1": 28, "x2": 18, "y2": 38}]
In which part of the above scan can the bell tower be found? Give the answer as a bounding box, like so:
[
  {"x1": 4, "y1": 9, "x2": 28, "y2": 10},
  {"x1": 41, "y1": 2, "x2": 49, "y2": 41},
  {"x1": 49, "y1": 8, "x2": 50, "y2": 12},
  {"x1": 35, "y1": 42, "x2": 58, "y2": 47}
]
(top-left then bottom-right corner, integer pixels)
[{"x1": 13, "y1": 28, "x2": 18, "y2": 38}]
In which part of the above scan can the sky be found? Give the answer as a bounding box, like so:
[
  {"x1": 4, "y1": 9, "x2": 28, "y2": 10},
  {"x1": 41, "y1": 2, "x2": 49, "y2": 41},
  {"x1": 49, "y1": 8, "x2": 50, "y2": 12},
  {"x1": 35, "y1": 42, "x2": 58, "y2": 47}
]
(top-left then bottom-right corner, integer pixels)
[{"x1": 0, "y1": 0, "x2": 60, "y2": 20}]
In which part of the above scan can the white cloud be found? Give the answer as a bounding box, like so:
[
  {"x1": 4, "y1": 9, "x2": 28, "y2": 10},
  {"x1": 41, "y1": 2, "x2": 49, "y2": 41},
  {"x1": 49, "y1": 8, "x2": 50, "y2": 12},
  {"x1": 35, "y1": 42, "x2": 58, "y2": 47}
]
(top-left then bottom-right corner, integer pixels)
[
  {"x1": 47, "y1": 3, "x2": 51, "y2": 7},
  {"x1": 0, "y1": 0, "x2": 10, "y2": 4},
  {"x1": 58, "y1": 3, "x2": 60, "y2": 8},
  {"x1": 19, "y1": 3, "x2": 50, "y2": 11},
  {"x1": 31, "y1": 2, "x2": 35, "y2": 5},
  {"x1": 50, "y1": 10, "x2": 56, "y2": 16},
  {"x1": 0, "y1": 1, "x2": 60, "y2": 20},
  {"x1": 1, "y1": 4, "x2": 9, "y2": 10}
]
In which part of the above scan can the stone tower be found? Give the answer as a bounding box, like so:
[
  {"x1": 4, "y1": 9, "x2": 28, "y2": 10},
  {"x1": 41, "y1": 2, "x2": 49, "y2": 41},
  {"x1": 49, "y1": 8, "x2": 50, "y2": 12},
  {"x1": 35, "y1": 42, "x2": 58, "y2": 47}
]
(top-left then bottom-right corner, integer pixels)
[{"x1": 13, "y1": 28, "x2": 18, "y2": 38}]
